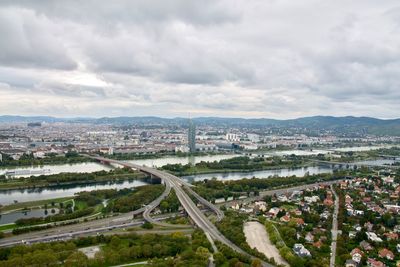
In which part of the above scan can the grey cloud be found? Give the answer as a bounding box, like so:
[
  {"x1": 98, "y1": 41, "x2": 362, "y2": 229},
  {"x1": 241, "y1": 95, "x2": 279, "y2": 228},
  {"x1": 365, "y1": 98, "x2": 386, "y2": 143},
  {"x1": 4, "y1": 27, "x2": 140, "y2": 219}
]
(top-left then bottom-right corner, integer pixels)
[
  {"x1": 0, "y1": 0, "x2": 238, "y2": 26},
  {"x1": 0, "y1": 0, "x2": 399, "y2": 118},
  {"x1": 0, "y1": 7, "x2": 77, "y2": 70}
]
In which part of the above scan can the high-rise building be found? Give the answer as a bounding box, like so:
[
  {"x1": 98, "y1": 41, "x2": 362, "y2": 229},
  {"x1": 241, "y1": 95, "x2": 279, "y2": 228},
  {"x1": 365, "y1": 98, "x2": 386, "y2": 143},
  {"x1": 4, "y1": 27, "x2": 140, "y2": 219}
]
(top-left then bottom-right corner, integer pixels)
[{"x1": 188, "y1": 119, "x2": 196, "y2": 153}]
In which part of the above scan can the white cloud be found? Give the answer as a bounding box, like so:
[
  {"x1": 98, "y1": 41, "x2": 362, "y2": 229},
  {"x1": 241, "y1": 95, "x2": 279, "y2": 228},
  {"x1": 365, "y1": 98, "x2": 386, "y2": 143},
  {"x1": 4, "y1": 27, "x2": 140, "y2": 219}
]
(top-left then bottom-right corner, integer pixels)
[{"x1": 0, "y1": 0, "x2": 399, "y2": 118}]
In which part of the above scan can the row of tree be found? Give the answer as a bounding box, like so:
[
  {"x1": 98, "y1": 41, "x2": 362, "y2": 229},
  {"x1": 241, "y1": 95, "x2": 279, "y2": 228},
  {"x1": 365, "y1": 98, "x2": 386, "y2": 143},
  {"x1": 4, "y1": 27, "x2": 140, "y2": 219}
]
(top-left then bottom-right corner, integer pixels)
[
  {"x1": 0, "y1": 167, "x2": 143, "y2": 190},
  {"x1": 193, "y1": 171, "x2": 348, "y2": 202},
  {"x1": 106, "y1": 184, "x2": 165, "y2": 213},
  {"x1": 0, "y1": 230, "x2": 212, "y2": 267},
  {"x1": 0, "y1": 151, "x2": 91, "y2": 167},
  {"x1": 161, "y1": 156, "x2": 307, "y2": 175},
  {"x1": 14, "y1": 207, "x2": 94, "y2": 226}
]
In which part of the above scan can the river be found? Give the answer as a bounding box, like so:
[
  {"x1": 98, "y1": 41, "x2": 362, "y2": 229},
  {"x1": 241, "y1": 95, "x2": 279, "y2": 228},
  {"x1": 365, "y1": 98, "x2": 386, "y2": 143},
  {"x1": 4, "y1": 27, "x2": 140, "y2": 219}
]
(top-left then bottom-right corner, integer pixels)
[
  {"x1": 0, "y1": 152, "x2": 395, "y2": 206},
  {"x1": 0, "y1": 180, "x2": 149, "y2": 205},
  {"x1": 0, "y1": 165, "x2": 333, "y2": 205},
  {"x1": 182, "y1": 165, "x2": 333, "y2": 183},
  {"x1": 0, "y1": 208, "x2": 60, "y2": 225},
  {"x1": 0, "y1": 147, "x2": 394, "y2": 178},
  {"x1": 0, "y1": 154, "x2": 237, "y2": 178}
]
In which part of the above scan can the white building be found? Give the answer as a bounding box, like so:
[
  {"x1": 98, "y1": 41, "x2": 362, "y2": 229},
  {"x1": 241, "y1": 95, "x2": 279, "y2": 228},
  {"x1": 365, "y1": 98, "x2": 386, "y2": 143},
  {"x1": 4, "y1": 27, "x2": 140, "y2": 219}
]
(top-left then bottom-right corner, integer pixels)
[
  {"x1": 366, "y1": 232, "x2": 383, "y2": 242},
  {"x1": 293, "y1": 244, "x2": 311, "y2": 257},
  {"x1": 175, "y1": 145, "x2": 189, "y2": 153},
  {"x1": 226, "y1": 133, "x2": 240, "y2": 142}
]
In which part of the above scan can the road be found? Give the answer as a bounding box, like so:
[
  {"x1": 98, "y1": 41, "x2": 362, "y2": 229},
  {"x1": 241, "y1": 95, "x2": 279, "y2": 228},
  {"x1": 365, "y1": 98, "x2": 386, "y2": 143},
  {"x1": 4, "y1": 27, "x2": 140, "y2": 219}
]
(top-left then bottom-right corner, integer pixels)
[
  {"x1": 0, "y1": 155, "x2": 349, "y2": 265},
  {"x1": 330, "y1": 185, "x2": 339, "y2": 267},
  {"x1": 219, "y1": 179, "x2": 346, "y2": 207},
  {"x1": 1, "y1": 155, "x2": 349, "y2": 266},
  {"x1": 89, "y1": 156, "x2": 273, "y2": 267},
  {"x1": 0, "y1": 213, "x2": 181, "y2": 247},
  {"x1": 0, "y1": 157, "x2": 350, "y2": 266}
]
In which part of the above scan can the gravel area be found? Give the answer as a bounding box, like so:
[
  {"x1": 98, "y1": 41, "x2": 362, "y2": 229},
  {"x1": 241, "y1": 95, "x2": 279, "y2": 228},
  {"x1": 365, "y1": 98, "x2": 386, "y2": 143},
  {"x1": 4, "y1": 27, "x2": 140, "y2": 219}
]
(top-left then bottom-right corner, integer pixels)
[
  {"x1": 243, "y1": 221, "x2": 289, "y2": 266},
  {"x1": 78, "y1": 245, "x2": 101, "y2": 259}
]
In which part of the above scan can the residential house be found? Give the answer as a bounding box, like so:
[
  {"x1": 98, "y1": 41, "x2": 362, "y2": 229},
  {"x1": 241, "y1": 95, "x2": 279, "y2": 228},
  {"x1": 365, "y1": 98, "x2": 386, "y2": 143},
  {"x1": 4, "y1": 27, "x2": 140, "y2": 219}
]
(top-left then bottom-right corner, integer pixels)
[
  {"x1": 366, "y1": 232, "x2": 383, "y2": 242},
  {"x1": 360, "y1": 241, "x2": 374, "y2": 251},
  {"x1": 305, "y1": 232, "x2": 314, "y2": 243},
  {"x1": 304, "y1": 196, "x2": 319, "y2": 204},
  {"x1": 364, "y1": 222, "x2": 374, "y2": 232},
  {"x1": 350, "y1": 248, "x2": 363, "y2": 263},
  {"x1": 312, "y1": 240, "x2": 323, "y2": 249},
  {"x1": 280, "y1": 214, "x2": 291, "y2": 223},
  {"x1": 378, "y1": 248, "x2": 394, "y2": 260},
  {"x1": 367, "y1": 258, "x2": 385, "y2": 267},
  {"x1": 266, "y1": 207, "x2": 281, "y2": 218},
  {"x1": 383, "y1": 232, "x2": 398, "y2": 241},
  {"x1": 293, "y1": 244, "x2": 311, "y2": 257},
  {"x1": 345, "y1": 259, "x2": 358, "y2": 267},
  {"x1": 324, "y1": 198, "x2": 334, "y2": 206},
  {"x1": 293, "y1": 218, "x2": 305, "y2": 227}
]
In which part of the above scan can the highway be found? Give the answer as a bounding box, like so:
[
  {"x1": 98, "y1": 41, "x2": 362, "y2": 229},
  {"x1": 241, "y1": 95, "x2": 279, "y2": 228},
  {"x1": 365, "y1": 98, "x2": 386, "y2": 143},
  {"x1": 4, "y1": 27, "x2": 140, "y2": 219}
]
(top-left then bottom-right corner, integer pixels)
[
  {"x1": 0, "y1": 155, "x2": 350, "y2": 265},
  {"x1": 0, "y1": 214, "x2": 179, "y2": 247},
  {"x1": 89, "y1": 156, "x2": 273, "y2": 266},
  {"x1": 0, "y1": 154, "x2": 351, "y2": 267},
  {"x1": 3, "y1": 155, "x2": 353, "y2": 266},
  {"x1": 90, "y1": 156, "x2": 224, "y2": 223}
]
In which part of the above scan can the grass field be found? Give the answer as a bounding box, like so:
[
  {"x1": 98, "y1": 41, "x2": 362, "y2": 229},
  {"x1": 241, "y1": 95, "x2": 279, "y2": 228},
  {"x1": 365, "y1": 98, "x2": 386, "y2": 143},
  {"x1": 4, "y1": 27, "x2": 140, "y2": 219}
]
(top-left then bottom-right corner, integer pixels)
[{"x1": 0, "y1": 223, "x2": 16, "y2": 231}]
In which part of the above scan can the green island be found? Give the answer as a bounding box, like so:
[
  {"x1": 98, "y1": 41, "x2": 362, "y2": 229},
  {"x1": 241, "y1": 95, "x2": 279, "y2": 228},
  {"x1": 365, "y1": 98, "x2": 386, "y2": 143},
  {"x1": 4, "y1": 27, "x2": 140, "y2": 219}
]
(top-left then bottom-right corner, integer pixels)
[
  {"x1": 0, "y1": 151, "x2": 92, "y2": 168},
  {"x1": 161, "y1": 156, "x2": 310, "y2": 176},
  {"x1": 0, "y1": 167, "x2": 145, "y2": 190}
]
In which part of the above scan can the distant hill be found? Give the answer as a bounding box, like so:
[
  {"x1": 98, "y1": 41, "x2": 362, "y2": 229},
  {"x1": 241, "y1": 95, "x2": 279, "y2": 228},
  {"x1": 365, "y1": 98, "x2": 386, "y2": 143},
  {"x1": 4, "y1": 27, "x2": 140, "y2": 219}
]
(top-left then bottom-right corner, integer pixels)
[{"x1": 0, "y1": 115, "x2": 399, "y2": 135}]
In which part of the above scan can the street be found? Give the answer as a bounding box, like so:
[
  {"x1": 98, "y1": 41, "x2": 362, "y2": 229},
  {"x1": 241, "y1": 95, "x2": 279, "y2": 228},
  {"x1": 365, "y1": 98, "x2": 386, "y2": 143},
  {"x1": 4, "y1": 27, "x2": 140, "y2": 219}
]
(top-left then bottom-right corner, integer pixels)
[{"x1": 330, "y1": 185, "x2": 340, "y2": 267}]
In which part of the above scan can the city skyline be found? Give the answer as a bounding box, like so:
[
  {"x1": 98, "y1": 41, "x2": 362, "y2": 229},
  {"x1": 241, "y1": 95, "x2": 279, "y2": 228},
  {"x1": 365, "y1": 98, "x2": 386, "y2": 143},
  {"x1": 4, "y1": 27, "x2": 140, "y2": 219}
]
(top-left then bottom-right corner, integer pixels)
[{"x1": 0, "y1": 1, "x2": 399, "y2": 119}]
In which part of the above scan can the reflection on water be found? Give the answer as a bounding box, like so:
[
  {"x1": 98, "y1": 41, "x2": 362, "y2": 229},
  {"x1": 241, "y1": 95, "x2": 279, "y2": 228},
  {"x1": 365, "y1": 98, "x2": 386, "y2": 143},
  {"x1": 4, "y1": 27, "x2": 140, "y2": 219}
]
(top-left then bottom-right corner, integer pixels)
[
  {"x1": 0, "y1": 208, "x2": 60, "y2": 225},
  {"x1": 332, "y1": 146, "x2": 391, "y2": 152},
  {"x1": 0, "y1": 153, "x2": 396, "y2": 206},
  {"x1": 182, "y1": 165, "x2": 333, "y2": 183},
  {"x1": 0, "y1": 154, "x2": 237, "y2": 178},
  {"x1": 0, "y1": 180, "x2": 149, "y2": 205},
  {"x1": 354, "y1": 159, "x2": 398, "y2": 166},
  {"x1": 0, "y1": 162, "x2": 114, "y2": 178},
  {"x1": 127, "y1": 154, "x2": 237, "y2": 168}
]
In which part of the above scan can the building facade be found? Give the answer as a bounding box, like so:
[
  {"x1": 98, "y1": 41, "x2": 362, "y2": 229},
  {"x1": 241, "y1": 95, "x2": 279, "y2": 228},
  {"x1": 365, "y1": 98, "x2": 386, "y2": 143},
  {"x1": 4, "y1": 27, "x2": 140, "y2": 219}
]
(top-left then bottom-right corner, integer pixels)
[{"x1": 188, "y1": 119, "x2": 196, "y2": 153}]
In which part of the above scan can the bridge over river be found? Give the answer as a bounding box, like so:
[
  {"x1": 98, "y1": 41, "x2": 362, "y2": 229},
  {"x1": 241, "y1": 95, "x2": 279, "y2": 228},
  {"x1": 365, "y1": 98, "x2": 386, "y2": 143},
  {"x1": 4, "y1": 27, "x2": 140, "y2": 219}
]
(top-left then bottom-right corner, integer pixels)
[{"x1": 89, "y1": 155, "x2": 273, "y2": 267}]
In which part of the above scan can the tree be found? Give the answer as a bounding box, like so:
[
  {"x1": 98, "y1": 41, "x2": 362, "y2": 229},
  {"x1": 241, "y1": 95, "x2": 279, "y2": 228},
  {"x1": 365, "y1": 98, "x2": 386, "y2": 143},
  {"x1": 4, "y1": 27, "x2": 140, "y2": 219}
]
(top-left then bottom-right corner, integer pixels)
[
  {"x1": 195, "y1": 246, "x2": 210, "y2": 261},
  {"x1": 142, "y1": 244, "x2": 152, "y2": 258},
  {"x1": 109, "y1": 236, "x2": 121, "y2": 248},
  {"x1": 251, "y1": 258, "x2": 262, "y2": 267},
  {"x1": 64, "y1": 251, "x2": 88, "y2": 267},
  {"x1": 29, "y1": 250, "x2": 58, "y2": 266},
  {"x1": 142, "y1": 222, "x2": 153, "y2": 229},
  {"x1": 214, "y1": 252, "x2": 227, "y2": 266}
]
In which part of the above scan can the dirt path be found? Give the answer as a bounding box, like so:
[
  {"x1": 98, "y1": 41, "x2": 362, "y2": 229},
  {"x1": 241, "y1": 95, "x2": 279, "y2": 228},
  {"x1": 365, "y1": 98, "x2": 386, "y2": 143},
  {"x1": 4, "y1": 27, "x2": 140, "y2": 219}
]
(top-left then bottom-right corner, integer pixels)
[{"x1": 243, "y1": 221, "x2": 289, "y2": 267}]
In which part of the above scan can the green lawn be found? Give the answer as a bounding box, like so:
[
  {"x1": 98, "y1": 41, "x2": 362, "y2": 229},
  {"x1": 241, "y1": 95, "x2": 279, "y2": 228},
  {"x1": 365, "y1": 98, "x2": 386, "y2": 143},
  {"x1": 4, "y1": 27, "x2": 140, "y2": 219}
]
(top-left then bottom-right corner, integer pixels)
[
  {"x1": 0, "y1": 223, "x2": 16, "y2": 231},
  {"x1": 74, "y1": 200, "x2": 88, "y2": 210},
  {"x1": 281, "y1": 204, "x2": 297, "y2": 211}
]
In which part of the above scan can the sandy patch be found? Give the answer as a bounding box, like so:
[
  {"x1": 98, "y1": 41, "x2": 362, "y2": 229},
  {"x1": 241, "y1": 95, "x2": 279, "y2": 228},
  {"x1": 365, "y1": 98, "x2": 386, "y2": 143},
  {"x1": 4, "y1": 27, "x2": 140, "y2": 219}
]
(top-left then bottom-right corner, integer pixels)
[
  {"x1": 243, "y1": 221, "x2": 289, "y2": 266},
  {"x1": 78, "y1": 245, "x2": 101, "y2": 259}
]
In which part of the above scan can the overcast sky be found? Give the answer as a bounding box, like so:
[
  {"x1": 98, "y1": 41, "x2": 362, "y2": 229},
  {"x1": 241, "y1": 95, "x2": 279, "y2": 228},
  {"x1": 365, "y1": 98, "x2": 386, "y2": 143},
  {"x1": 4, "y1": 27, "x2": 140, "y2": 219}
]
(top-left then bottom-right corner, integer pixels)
[{"x1": 0, "y1": 0, "x2": 399, "y2": 119}]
